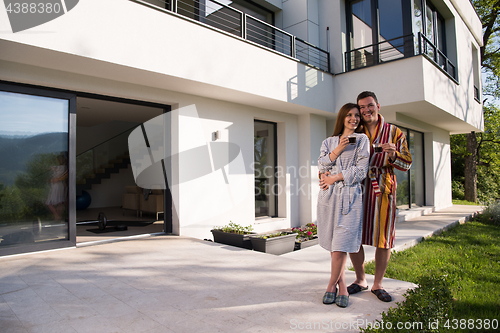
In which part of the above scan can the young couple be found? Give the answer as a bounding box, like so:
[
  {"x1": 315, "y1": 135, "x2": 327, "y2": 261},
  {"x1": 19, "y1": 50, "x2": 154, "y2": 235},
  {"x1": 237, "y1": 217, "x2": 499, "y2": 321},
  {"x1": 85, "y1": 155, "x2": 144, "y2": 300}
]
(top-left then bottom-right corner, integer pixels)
[{"x1": 317, "y1": 91, "x2": 412, "y2": 308}]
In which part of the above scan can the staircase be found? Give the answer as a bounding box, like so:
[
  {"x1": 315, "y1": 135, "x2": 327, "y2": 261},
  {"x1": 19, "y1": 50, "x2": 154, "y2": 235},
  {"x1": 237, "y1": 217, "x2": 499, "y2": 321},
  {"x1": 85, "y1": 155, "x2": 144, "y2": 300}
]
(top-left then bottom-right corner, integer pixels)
[
  {"x1": 396, "y1": 206, "x2": 435, "y2": 222},
  {"x1": 76, "y1": 126, "x2": 137, "y2": 194},
  {"x1": 76, "y1": 154, "x2": 131, "y2": 193}
]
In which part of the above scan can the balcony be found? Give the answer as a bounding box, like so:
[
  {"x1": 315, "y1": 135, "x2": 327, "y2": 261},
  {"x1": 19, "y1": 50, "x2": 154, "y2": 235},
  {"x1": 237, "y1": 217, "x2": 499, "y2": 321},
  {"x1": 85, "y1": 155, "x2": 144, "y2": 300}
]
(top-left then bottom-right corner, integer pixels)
[
  {"x1": 137, "y1": 0, "x2": 330, "y2": 73},
  {"x1": 345, "y1": 33, "x2": 457, "y2": 83}
]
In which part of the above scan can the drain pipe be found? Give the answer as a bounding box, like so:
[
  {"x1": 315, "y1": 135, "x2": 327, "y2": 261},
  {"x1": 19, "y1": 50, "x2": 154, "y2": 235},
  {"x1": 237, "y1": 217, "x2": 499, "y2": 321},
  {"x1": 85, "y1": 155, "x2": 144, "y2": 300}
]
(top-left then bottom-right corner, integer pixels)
[{"x1": 327, "y1": 27, "x2": 330, "y2": 52}]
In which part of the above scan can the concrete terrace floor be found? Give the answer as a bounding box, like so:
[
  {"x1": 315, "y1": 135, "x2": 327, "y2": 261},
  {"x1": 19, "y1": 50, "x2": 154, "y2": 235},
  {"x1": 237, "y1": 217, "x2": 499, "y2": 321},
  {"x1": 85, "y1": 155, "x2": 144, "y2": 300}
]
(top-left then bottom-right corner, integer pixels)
[{"x1": 0, "y1": 205, "x2": 483, "y2": 333}]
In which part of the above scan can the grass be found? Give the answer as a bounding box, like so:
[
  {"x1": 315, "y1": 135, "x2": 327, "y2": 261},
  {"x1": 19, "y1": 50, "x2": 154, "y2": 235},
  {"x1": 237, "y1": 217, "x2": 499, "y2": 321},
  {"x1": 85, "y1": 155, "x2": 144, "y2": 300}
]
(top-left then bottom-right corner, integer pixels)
[
  {"x1": 363, "y1": 217, "x2": 500, "y2": 325},
  {"x1": 452, "y1": 199, "x2": 481, "y2": 205}
]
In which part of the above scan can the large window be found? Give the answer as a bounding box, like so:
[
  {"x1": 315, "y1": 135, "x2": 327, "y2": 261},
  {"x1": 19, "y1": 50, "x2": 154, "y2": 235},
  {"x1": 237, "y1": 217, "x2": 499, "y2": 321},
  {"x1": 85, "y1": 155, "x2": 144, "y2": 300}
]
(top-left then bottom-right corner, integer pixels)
[
  {"x1": 348, "y1": 0, "x2": 407, "y2": 68},
  {"x1": 347, "y1": 0, "x2": 455, "y2": 78},
  {"x1": 350, "y1": 0, "x2": 374, "y2": 67},
  {"x1": 394, "y1": 127, "x2": 425, "y2": 209},
  {"x1": 416, "y1": 0, "x2": 446, "y2": 58},
  {"x1": 0, "y1": 88, "x2": 70, "y2": 249},
  {"x1": 254, "y1": 120, "x2": 277, "y2": 218}
]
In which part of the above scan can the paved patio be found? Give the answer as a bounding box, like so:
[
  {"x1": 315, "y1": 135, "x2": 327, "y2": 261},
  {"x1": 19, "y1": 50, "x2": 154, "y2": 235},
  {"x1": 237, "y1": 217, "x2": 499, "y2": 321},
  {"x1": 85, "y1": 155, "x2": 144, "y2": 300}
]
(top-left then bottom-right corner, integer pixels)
[{"x1": 0, "y1": 205, "x2": 482, "y2": 333}]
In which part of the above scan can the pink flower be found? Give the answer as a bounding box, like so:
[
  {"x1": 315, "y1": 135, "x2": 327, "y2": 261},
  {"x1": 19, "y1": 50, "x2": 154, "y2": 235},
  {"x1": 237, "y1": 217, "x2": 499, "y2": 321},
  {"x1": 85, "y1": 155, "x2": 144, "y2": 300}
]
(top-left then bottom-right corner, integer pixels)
[{"x1": 307, "y1": 231, "x2": 312, "y2": 236}]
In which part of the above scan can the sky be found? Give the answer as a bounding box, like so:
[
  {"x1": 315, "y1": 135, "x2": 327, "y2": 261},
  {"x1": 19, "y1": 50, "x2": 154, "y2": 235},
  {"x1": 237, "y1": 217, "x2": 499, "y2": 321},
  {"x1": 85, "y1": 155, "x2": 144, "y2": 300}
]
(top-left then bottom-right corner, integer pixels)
[{"x1": 0, "y1": 90, "x2": 68, "y2": 135}]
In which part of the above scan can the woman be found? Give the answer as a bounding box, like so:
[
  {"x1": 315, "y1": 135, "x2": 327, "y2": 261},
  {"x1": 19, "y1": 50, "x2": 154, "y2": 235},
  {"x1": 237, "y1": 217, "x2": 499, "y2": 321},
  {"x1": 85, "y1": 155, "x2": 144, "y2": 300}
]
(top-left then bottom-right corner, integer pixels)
[
  {"x1": 46, "y1": 152, "x2": 68, "y2": 221},
  {"x1": 317, "y1": 103, "x2": 369, "y2": 307}
]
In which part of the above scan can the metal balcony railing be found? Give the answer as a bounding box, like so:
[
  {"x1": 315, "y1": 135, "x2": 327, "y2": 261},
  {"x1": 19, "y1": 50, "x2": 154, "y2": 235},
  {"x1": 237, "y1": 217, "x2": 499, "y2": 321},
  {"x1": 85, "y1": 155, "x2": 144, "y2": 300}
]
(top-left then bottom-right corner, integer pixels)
[
  {"x1": 139, "y1": 0, "x2": 330, "y2": 72},
  {"x1": 418, "y1": 33, "x2": 456, "y2": 81},
  {"x1": 345, "y1": 32, "x2": 457, "y2": 82},
  {"x1": 346, "y1": 34, "x2": 414, "y2": 71}
]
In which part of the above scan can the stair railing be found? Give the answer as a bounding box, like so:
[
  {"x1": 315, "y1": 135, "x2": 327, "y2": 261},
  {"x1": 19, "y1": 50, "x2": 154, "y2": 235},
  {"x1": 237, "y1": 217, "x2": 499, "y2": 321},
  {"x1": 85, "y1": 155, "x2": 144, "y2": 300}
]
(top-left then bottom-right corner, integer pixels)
[{"x1": 76, "y1": 127, "x2": 136, "y2": 187}]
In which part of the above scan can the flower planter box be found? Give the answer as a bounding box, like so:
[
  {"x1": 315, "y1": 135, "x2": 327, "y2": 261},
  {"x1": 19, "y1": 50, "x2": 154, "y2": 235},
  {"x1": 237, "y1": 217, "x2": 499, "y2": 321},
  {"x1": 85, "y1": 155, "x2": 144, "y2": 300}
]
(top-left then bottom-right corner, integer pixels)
[
  {"x1": 294, "y1": 236, "x2": 319, "y2": 251},
  {"x1": 250, "y1": 232, "x2": 297, "y2": 255},
  {"x1": 211, "y1": 229, "x2": 255, "y2": 249}
]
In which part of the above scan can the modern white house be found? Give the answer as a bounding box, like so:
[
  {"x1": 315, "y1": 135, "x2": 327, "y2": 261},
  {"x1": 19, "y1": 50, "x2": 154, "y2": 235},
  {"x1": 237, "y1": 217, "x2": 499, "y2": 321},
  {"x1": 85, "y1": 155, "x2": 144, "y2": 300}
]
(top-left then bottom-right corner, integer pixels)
[{"x1": 0, "y1": 0, "x2": 483, "y2": 256}]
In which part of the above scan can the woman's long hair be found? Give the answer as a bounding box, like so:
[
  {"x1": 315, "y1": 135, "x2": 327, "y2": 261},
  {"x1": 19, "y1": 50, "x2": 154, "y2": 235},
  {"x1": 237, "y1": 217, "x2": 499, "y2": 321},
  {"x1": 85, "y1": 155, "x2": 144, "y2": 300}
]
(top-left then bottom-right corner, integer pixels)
[{"x1": 331, "y1": 103, "x2": 364, "y2": 136}]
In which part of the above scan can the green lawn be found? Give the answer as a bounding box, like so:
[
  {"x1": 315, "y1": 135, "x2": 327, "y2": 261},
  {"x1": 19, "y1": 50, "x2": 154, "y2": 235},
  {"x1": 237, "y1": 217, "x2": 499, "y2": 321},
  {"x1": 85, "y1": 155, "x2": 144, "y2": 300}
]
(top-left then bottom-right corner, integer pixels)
[
  {"x1": 363, "y1": 217, "x2": 500, "y2": 331},
  {"x1": 452, "y1": 199, "x2": 482, "y2": 206}
]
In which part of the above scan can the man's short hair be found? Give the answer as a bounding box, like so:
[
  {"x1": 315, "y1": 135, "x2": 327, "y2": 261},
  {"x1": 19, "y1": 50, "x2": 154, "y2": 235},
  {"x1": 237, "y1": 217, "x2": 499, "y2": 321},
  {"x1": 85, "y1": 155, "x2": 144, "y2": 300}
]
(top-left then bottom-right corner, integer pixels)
[{"x1": 357, "y1": 91, "x2": 378, "y2": 104}]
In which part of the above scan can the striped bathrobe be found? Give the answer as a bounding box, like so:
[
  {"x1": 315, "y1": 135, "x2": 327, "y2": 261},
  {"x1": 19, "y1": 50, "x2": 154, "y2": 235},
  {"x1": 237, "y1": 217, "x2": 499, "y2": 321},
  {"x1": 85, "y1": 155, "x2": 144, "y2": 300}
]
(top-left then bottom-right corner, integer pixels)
[
  {"x1": 317, "y1": 133, "x2": 370, "y2": 253},
  {"x1": 363, "y1": 115, "x2": 412, "y2": 249}
]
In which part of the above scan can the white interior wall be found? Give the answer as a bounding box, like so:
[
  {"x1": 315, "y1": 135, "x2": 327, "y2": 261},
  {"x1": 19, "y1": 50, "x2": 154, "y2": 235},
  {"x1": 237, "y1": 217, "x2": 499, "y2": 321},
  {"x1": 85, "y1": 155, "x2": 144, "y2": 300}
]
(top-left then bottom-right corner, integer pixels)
[
  {"x1": 76, "y1": 121, "x2": 139, "y2": 155},
  {"x1": 86, "y1": 164, "x2": 136, "y2": 209}
]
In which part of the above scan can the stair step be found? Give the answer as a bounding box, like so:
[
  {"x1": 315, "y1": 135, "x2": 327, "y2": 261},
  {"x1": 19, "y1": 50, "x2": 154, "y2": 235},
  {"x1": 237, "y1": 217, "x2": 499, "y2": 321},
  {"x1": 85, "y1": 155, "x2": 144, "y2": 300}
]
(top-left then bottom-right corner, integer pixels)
[
  {"x1": 77, "y1": 155, "x2": 131, "y2": 191},
  {"x1": 396, "y1": 206, "x2": 434, "y2": 222}
]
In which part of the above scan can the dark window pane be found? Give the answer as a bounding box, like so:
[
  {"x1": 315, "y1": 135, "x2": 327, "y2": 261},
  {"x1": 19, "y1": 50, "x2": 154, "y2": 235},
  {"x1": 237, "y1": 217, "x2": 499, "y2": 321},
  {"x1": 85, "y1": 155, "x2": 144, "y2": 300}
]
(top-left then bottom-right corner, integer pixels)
[
  {"x1": 352, "y1": 0, "x2": 371, "y2": 28},
  {"x1": 379, "y1": 0, "x2": 403, "y2": 41},
  {"x1": 254, "y1": 121, "x2": 276, "y2": 218},
  {"x1": 437, "y1": 15, "x2": 446, "y2": 53},
  {"x1": 351, "y1": 0, "x2": 373, "y2": 50},
  {"x1": 378, "y1": 0, "x2": 404, "y2": 62}
]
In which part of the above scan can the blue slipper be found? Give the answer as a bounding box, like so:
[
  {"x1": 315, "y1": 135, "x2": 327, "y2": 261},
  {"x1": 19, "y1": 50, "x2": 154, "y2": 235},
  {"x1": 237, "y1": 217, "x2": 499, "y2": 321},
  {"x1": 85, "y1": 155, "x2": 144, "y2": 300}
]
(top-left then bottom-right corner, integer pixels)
[
  {"x1": 322, "y1": 289, "x2": 337, "y2": 304},
  {"x1": 335, "y1": 295, "x2": 349, "y2": 308}
]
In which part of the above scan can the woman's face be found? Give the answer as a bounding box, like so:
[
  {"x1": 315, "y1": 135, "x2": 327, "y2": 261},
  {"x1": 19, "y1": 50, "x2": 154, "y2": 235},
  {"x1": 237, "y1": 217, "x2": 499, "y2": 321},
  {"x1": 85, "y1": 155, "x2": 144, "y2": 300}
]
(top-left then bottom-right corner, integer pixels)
[{"x1": 344, "y1": 108, "x2": 360, "y2": 131}]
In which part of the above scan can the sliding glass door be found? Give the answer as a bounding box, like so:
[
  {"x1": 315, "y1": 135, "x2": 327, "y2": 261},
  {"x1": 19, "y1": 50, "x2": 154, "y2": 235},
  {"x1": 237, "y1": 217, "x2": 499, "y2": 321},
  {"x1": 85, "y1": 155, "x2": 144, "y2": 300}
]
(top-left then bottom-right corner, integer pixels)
[{"x1": 0, "y1": 83, "x2": 74, "y2": 254}]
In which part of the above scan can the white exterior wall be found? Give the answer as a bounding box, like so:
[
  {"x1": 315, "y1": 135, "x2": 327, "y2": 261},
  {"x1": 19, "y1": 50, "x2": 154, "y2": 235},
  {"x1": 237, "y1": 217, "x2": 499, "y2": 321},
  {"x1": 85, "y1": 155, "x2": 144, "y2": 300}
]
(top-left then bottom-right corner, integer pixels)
[
  {"x1": 0, "y1": 58, "x2": 313, "y2": 239},
  {"x1": 282, "y1": 0, "x2": 320, "y2": 46},
  {"x1": 0, "y1": 0, "x2": 334, "y2": 116},
  {"x1": 432, "y1": 129, "x2": 453, "y2": 210}
]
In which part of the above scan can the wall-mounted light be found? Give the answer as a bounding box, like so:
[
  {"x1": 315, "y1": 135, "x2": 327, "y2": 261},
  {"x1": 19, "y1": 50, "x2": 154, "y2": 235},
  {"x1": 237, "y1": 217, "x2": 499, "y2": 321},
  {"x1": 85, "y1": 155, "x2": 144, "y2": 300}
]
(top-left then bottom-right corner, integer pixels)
[{"x1": 213, "y1": 130, "x2": 220, "y2": 141}]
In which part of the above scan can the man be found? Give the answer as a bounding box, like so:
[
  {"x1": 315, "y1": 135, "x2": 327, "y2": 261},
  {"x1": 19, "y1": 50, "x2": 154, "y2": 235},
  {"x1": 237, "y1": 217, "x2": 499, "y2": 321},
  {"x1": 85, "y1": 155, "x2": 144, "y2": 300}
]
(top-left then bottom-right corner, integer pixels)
[{"x1": 347, "y1": 91, "x2": 412, "y2": 302}]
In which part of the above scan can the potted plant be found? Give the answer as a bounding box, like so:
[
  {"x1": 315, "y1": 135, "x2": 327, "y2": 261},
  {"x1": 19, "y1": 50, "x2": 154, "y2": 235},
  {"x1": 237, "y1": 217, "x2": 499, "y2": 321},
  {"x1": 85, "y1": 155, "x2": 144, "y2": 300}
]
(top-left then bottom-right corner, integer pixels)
[
  {"x1": 211, "y1": 222, "x2": 255, "y2": 249},
  {"x1": 249, "y1": 231, "x2": 297, "y2": 255},
  {"x1": 292, "y1": 223, "x2": 319, "y2": 250}
]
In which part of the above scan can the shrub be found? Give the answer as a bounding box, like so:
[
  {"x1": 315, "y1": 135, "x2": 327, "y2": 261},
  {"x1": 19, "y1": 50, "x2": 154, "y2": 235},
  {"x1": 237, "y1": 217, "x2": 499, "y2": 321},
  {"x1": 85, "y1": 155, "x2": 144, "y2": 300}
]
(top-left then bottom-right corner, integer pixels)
[
  {"x1": 257, "y1": 232, "x2": 289, "y2": 239},
  {"x1": 292, "y1": 223, "x2": 317, "y2": 242},
  {"x1": 451, "y1": 180, "x2": 464, "y2": 201},
  {"x1": 213, "y1": 221, "x2": 253, "y2": 234},
  {"x1": 474, "y1": 201, "x2": 500, "y2": 226},
  {"x1": 360, "y1": 275, "x2": 454, "y2": 333}
]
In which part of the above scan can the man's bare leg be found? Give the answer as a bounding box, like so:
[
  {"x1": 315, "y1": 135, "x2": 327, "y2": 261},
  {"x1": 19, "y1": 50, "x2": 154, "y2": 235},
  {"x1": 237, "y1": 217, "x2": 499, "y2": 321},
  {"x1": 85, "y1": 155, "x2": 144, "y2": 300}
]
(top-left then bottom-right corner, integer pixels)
[
  {"x1": 348, "y1": 246, "x2": 368, "y2": 289},
  {"x1": 372, "y1": 247, "x2": 391, "y2": 290}
]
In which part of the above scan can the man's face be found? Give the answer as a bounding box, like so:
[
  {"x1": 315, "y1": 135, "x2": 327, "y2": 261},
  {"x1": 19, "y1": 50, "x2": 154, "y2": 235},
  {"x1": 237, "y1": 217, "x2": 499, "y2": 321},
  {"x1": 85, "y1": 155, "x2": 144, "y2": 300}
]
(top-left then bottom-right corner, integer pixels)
[{"x1": 358, "y1": 96, "x2": 380, "y2": 125}]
